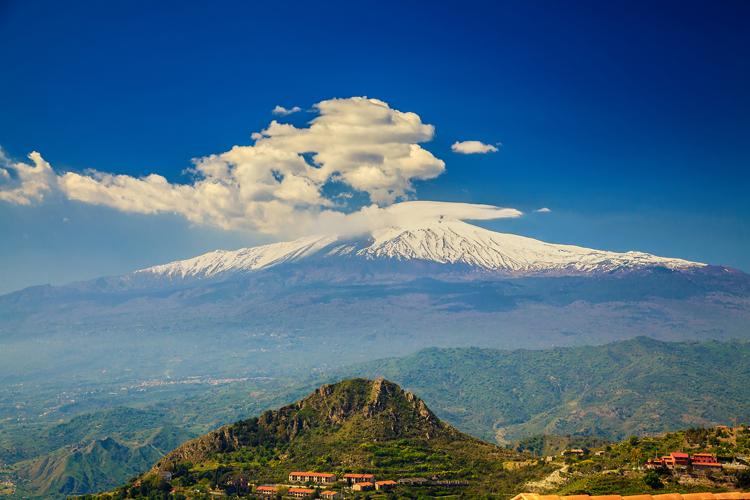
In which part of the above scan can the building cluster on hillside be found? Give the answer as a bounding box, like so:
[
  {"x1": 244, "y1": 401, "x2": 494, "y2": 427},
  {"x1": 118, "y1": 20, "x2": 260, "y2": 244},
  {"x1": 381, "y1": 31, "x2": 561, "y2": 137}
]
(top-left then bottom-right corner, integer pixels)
[
  {"x1": 253, "y1": 471, "x2": 397, "y2": 498},
  {"x1": 287, "y1": 472, "x2": 337, "y2": 485},
  {"x1": 645, "y1": 452, "x2": 723, "y2": 471},
  {"x1": 252, "y1": 470, "x2": 467, "y2": 497}
]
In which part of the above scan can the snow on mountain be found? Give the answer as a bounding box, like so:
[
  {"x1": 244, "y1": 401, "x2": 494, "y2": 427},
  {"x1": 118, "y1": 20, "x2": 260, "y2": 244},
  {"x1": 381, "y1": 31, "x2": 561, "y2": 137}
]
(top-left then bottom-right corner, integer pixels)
[
  {"x1": 139, "y1": 235, "x2": 339, "y2": 279},
  {"x1": 137, "y1": 218, "x2": 704, "y2": 279}
]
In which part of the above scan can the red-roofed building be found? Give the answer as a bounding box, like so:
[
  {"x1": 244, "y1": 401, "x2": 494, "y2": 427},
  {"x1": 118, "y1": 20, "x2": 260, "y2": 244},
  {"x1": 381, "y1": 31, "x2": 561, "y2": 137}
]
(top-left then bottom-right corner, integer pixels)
[
  {"x1": 658, "y1": 452, "x2": 723, "y2": 470},
  {"x1": 255, "y1": 485, "x2": 279, "y2": 496},
  {"x1": 671, "y1": 452, "x2": 690, "y2": 464},
  {"x1": 645, "y1": 458, "x2": 665, "y2": 470},
  {"x1": 376, "y1": 480, "x2": 397, "y2": 491},
  {"x1": 343, "y1": 473, "x2": 375, "y2": 485},
  {"x1": 693, "y1": 461, "x2": 723, "y2": 471},
  {"x1": 692, "y1": 453, "x2": 719, "y2": 464},
  {"x1": 289, "y1": 471, "x2": 337, "y2": 484},
  {"x1": 692, "y1": 453, "x2": 722, "y2": 471},
  {"x1": 320, "y1": 491, "x2": 340, "y2": 499},
  {"x1": 288, "y1": 487, "x2": 315, "y2": 498},
  {"x1": 663, "y1": 452, "x2": 690, "y2": 469},
  {"x1": 352, "y1": 482, "x2": 375, "y2": 492}
]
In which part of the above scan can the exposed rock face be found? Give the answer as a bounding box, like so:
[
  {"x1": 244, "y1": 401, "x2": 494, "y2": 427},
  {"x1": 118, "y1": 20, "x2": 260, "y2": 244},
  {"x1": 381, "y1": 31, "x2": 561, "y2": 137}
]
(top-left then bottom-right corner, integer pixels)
[{"x1": 154, "y1": 426, "x2": 240, "y2": 466}]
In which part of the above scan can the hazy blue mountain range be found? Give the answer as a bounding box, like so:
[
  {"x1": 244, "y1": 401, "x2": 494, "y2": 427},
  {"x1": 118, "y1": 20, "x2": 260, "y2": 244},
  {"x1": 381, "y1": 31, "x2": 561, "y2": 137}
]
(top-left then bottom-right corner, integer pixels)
[{"x1": 1, "y1": 219, "x2": 748, "y2": 386}]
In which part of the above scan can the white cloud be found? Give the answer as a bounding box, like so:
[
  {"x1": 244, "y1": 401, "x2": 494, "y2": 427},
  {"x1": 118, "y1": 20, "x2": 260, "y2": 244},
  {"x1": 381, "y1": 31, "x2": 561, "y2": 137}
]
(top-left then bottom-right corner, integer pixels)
[
  {"x1": 0, "y1": 98, "x2": 527, "y2": 238},
  {"x1": 272, "y1": 105, "x2": 302, "y2": 116},
  {"x1": 535, "y1": 207, "x2": 552, "y2": 213},
  {"x1": 0, "y1": 150, "x2": 57, "y2": 205},
  {"x1": 385, "y1": 200, "x2": 520, "y2": 222},
  {"x1": 307, "y1": 200, "x2": 522, "y2": 237},
  {"x1": 451, "y1": 140, "x2": 499, "y2": 154}
]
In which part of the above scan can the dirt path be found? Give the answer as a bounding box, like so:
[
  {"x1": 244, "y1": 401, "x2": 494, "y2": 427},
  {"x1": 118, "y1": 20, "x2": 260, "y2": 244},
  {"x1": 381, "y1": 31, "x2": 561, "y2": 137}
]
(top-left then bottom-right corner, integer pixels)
[{"x1": 525, "y1": 464, "x2": 569, "y2": 491}]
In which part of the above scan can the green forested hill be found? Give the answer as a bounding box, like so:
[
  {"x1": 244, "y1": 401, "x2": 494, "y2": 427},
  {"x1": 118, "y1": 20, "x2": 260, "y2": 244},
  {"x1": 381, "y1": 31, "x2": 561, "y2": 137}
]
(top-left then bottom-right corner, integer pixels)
[
  {"x1": 6, "y1": 408, "x2": 194, "y2": 498},
  {"x1": 103, "y1": 378, "x2": 550, "y2": 498},
  {"x1": 16, "y1": 434, "x2": 178, "y2": 497},
  {"x1": 337, "y1": 337, "x2": 750, "y2": 443},
  {"x1": 1, "y1": 408, "x2": 186, "y2": 466},
  {"x1": 96, "y1": 381, "x2": 750, "y2": 500}
]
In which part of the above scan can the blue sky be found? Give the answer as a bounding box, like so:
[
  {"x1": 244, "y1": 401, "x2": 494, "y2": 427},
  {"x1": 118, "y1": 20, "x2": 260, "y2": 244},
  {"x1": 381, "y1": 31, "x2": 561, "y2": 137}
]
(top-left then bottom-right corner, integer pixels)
[{"x1": 1, "y1": 0, "x2": 748, "y2": 293}]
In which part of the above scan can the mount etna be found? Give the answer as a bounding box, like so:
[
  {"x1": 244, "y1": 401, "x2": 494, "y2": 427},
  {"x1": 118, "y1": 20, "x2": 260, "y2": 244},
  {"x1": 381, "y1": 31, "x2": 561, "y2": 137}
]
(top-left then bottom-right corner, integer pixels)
[{"x1": 1, "y1": 215, "x2": 748, "y2": 385}]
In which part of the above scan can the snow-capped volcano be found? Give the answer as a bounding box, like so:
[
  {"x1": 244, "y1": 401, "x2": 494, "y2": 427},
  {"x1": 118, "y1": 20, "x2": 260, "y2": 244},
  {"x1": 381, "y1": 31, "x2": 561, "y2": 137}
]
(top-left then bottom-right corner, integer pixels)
[
  {"x1": 138, "y1": 218, "x2": 703, "y2": 279},
  {"x1": 2, "y1": 217, "x2": 745, "y2": 391}
]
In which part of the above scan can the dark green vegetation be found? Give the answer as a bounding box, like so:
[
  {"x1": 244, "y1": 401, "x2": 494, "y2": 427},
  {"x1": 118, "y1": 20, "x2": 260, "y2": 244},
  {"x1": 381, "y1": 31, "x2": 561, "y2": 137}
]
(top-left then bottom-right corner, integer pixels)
[
  {"x1": 3, "y1": 338, "x2": 750, "y2": 498},
  {"x1": 3, "y1": 408, "x2": 192, "y2": 498},
  {"x1": 553, "y1": 425, "x2": 750, "y2": 495},
  {"x1": 515, "y1": 435, "x2": 611, "y2": 458},
  {"x1": 17, "y1": 435, "x2": 180, "y2": 497},
  {"x1": 335, "y1": 337, "x2": 750, "y2": 443},
  {"x1": 102, "y1": 378, "x2": 551, "y2": 498}
]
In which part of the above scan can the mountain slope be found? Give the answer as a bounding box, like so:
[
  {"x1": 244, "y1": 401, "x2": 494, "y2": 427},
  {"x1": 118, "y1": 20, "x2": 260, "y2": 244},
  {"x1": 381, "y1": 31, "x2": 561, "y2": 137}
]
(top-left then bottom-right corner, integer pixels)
[
  {"x1": 151, "y1": 378, "x2": 459, "y2": 472},
  {"x1": 137, "y1": 219, "x2": 704, "y2": 280},
  {"x1": 121, "y1": 379, "x2": 546, "y2": 498},
  {"x1": 0, "y1": 407, "x2": 191, "y2": 465},
  {"x1": 336, "y1": 337, "x2": 750, "y2": 443},
  {"x1": 5, "y1": 408, "x2": 195, "y2": 499},
  {"x1": 17, "y1": 437, "x2": 156, "y2": 497},
  {"x1": 548, "y1": 425, "x2": 750, "y2": 495},
  {"x1": 15, "y1": 429, "x2": 190, "y2": 499}
]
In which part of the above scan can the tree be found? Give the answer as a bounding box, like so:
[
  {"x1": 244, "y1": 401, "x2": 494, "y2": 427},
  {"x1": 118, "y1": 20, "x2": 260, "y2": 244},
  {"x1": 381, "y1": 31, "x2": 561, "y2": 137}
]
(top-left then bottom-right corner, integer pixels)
[{"x1": 644, "y1": 471, "x2": 664, "y2": 489}]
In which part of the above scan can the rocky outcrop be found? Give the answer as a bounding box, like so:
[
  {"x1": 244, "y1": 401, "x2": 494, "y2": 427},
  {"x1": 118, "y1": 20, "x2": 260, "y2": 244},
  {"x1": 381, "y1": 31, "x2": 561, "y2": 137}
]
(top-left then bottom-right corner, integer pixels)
[{"x1": 152, "y1": 378, "x2": 454, "y2": 474}]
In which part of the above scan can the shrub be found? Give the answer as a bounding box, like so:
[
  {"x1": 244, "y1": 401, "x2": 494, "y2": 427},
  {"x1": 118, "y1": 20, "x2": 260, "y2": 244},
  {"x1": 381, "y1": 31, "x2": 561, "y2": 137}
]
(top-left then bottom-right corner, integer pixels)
[
  {"x1": 644, "y1": 471, "x2": 664, "y2": 490},
  {"x1": 736, "y1": 470, "x2": 750, "y2": 489}
]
